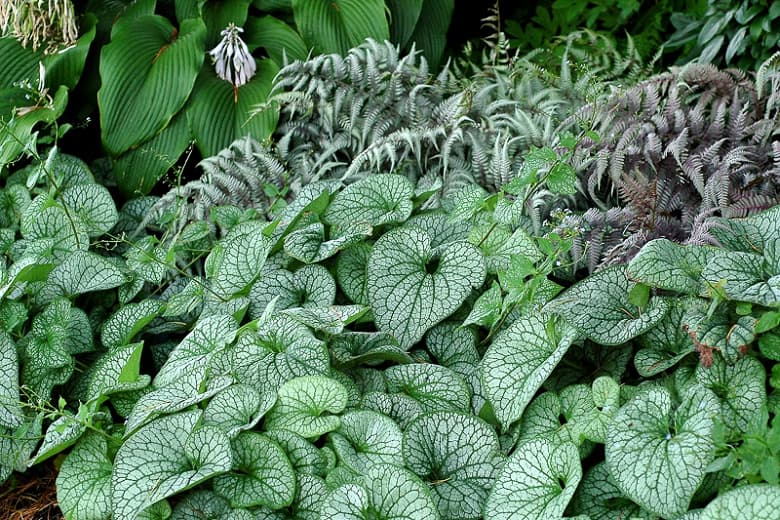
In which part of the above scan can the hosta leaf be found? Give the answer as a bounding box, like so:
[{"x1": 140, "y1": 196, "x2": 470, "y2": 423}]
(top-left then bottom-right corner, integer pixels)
[
  {"x1": 229, "y1": 316, "x2": 329, "y2": 393},
  {"x1": 468, "y1": 223, "x2": 540, "y2": 274},
  {"x1": 368, "y1": 227, "x2": 485, "y2": 348},
  {"x1": 324, "y1": 174, "x2": 413, "y2": 229},
  {"x1": 101, "y1": 299, "x2": 164, "y2": 349},
  {"x1": 320, "y1": 464, "x2": 439, "y2": 520},
  {"x1": 265, "y1": 376, "x2": 348, "y2": 439},
  {"x1": 635, "y1": 299, "x2": 696, "y2": 377},
  {"x1": 329, "y1": 410, "x2": 403, "y2": 473},
  {"x1": 695, "y1": 354, "x2": 766, "y2": 434},
  {"x1": 88, "y1": 342, "x2": 150, "y2": 400},
  {"x1": 700, "y1": 483, "x2": 780, "y2": 519},
  {"x1": 187, "y1": 59, "x2": 279, "y2": 157},
  {"x1": 403, "y1": 412, "x2": 503, "y2": 519},
  {"x1": 387, "y1": 0, "x2": 423, "y2": 48},
  {"x1": 405, "y1": 0, "x2": 454, "y2": 69},
  {"x1": 112, "y1": 412, "x2": 232, "y2": 520},
  {"x1": 0, "y1": 332, "x2": 23, "y2": 428},
  {"x1": 99, "y1": 14, "x2": 205, "y2": 154},
  {"x1": 481, "y1": 314, "x2": 578, "y2": 430},
  {"x1": 154, "y1": 314, "x2": 238, "y2": 387},
  {"x1": 40, "y1": 251, "x2": 127, "y2": 301},
  {"x1": 385, "y1": 363, "x2": 470, "y2": 413},
  {"x1": 484, "y1": 437, "x2": 581, "y2": 520},
  {"x1": 58, "y1": 184, "x2": 118, "y2": 237},
  {"x1": 292, "y1": 0, "x2": 389, "y2": 55},
  {"x1": 213, "y1": 432, "x2": 296, "y2": 509},
  {"x1": 549, "y1": 265, "x2": 670, "y2": 345},
  {"x1": 568, "y1": 462, "x2": 648, "y2": 520},
  {"x1": 627, "y1": 239, "x2": 717, "y2": 295},
  {"x1": 284, "y1": 222, "x2": 371, "y2": 264},
  {"x1": 56, "y1": 432, "x2": 113, "y2": 520},
  {"x1": 605, "y1": 385, "x2": 720, "y2": 518},
  {"x1": 207, "y1": 221, "x2": 272, "y2": 299},
  {"x1": 336, "y1": 242, "x2": 372, "y2": 305},
  {"x1": 202, "y1": 384, "x2": 275, "y2": 437},
  {"x1": 245, "y1": 15, "x2": 308, "y2": 65},
  {"x1": 125, "y1": 374, "x2": 233, "y2": 435}
]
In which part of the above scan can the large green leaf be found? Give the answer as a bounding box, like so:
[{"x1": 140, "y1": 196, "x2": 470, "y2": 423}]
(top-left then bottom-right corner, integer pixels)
[
  {"x1": 368, "y1": 227, "x2": 485, "y2": 348},
  {"x1": 695, "y1": 354, "x2": 766, "y2": 434},
  {"x1": 321, "y1": 464, "x2": 440, "y2": 519},
  {"x1": 213, "y1": 432, "x2": 296, "y2": 509},
  {"x1": 245, "y1": 15, "x2": 308, "y2": 65},
  {"x1": 635, "y1": 299, "x2": 696, "y2": 377},
  {"x1": 605, "y1": 385, "x2": 720, "y2": 518},
  {"x1": 403, "y1": 412, "x2": 503, "y2": 519},
  {"x1": 426, "y1": 324, "x2": 485, "y2": 414},
  {"x1": 405, "y1": 0, "x2": 454, "y2": 69},
  {"x1": 186, "y1": 58, "x2": 279, "y2": 157},
  {"x1": 702, "y1": 251, "x2": 780, "y2": 306},
  {"x1": 284, "y1": 221, "x2": 371, "y2": 264},
  {"x1": 700, "y1": 484, "x2": 780, "y2": 519},
  {"x1": 112, "y1": 111, "x2": 192, "y2": 196},
  {"x1": 98, "y1": 13, "x2": 206, "y2": 154},
  {"x1": 112, "y1": 411, "x2": 232, "y2": 520},
  {"x1": 229, "y1": 316, "x2": 330, "y2": 393},
  {"x1": 329, "y1": 410, "x2": 403, "y2": 473},
  {"x1": 387, "y1": 0, "x2": 424, "y2": 48},
  {"x1": 484, "y1": 437, "x2": 581, "y2": 520},
  {"x1": 292, "y1": 0, "x2": 389, "y2": 55},
  {"x1": 481, "y1": 314, "x2": 578, "y2": 430},
  {"x1": 56, "y1": 433, "x2": 114, "y2": 520},
  {"x1": 548, "y1": 265, "x2": 670, "y2": 345},
  {"x1": 265, "y1": 376, "x2": 348, "y2": 438},
  {"x1": 324, "y1": 174, "x2": 414, "y2": 229}
]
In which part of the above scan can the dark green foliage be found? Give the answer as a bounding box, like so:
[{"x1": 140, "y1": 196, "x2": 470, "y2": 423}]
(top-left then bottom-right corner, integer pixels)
[{"x1": 665, "y1": 0, "x2": 780, "y2": 70}]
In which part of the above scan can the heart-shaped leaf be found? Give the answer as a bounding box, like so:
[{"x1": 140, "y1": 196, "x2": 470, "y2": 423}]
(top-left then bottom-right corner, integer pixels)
[
  {"x1": 213, "y1": 432, "x2": 296, "y2": 509},
  {"x1": 265, "y1": 376, "x2": 348, "y2": 439},
  {"x1": 112, "y1": 412, "x2": 232, "y2": 520},
  {"x1": 329, "y1": 410, "x2": 403, "y2": 473},
  {"x1": 368, "y1": 227, "x2": 485, "y2": 348},
  {"x1": 548, "y1": 265, "x2": 670, "y2": 345},
  {"x1": 605, "y1": 385, "x2": 720, "y2": 518},
  {"x1": 403, "y1": 412, "x2": 504, "y2": 519},
  {"x1": 481, "y1": 314, "x2": 578, "y2": 430},
  {"x1": 56, "y1": 433, "x2": 114, "y2": 520},
  {"x1": 700, "y1": 484, "x2": 780, "y2": 519},
  {"x1": 484, "y1": 437, "x2": 581, "y2": 520},
  {"x1": 324, "y1": 174, "x2": 414, "y2": 229}
]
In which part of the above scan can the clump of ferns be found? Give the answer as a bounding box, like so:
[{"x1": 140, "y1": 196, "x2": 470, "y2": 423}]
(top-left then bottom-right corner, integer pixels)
[
  {"x1": 560, "y1": 57, "x2": 780, "y2": 273},
  {"x1": 142, "y1": 136, "x2": 288, "y2": 239}
]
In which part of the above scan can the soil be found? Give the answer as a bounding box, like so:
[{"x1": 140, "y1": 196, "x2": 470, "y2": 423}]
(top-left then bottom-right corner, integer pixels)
[{"x1": 0, "y1": 463, "x2": 64, "y2": 520}]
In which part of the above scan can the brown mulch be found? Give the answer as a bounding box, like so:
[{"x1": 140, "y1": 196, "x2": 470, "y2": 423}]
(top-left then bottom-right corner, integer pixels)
[{"x1": 0, "y1": 463, "x2": 64, "y2": 520}]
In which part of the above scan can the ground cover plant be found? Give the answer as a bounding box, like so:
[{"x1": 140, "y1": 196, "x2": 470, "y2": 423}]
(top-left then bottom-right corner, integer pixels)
[{"x1": 2, "y1": 2, "x2": 780, "y2": 519}]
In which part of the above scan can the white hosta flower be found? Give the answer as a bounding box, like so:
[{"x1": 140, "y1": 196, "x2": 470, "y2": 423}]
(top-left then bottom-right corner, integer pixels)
[{"x1": 208, "y1": 23, "x2": 256, "y2": 87}]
